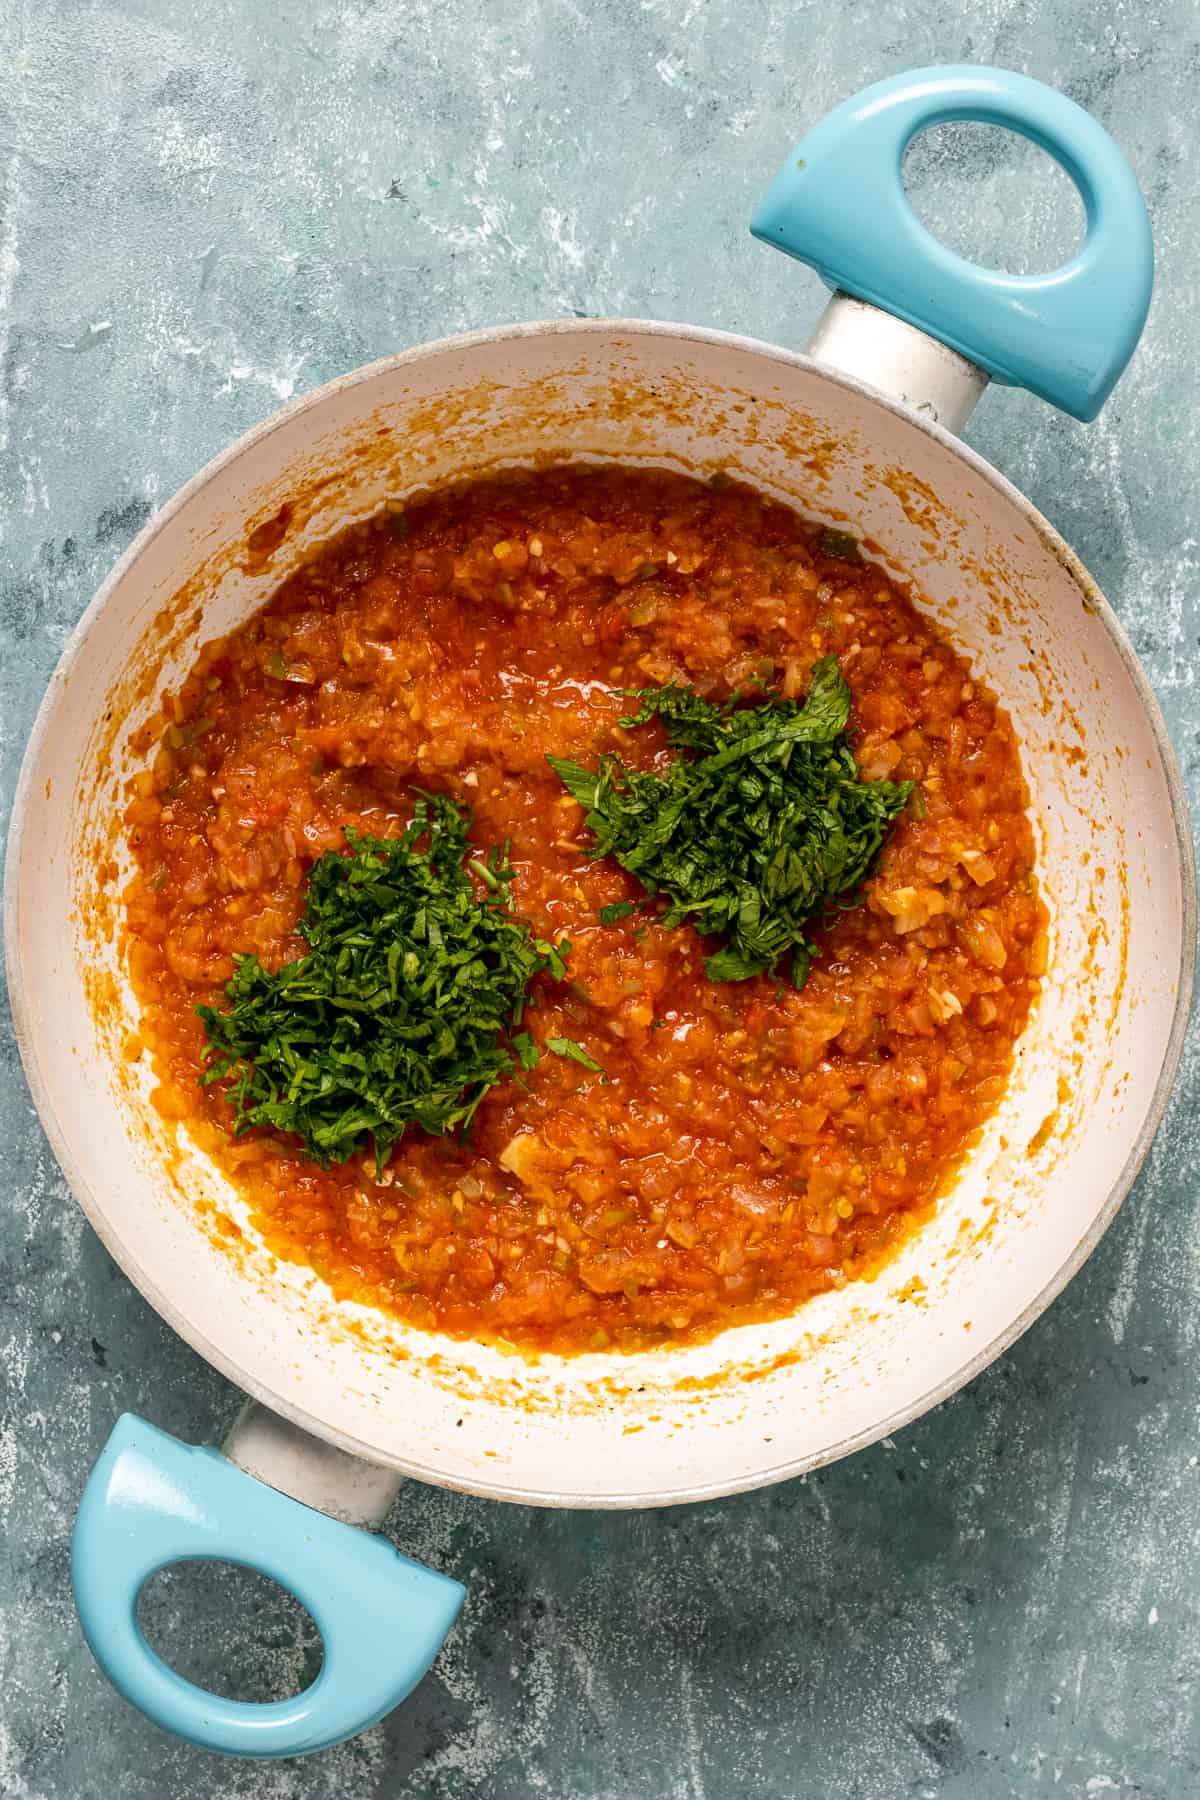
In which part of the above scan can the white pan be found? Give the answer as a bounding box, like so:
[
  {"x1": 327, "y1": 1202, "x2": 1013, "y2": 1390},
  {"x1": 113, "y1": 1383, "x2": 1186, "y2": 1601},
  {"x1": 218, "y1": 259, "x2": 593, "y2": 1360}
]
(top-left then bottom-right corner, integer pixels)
[{"x1": 5, "y1": 66, "x2": 1193, "y2": 1758}]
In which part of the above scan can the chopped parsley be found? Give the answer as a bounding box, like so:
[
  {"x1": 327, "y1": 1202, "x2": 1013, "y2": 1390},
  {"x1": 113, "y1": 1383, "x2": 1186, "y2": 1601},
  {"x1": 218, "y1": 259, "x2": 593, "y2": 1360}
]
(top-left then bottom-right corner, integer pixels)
[
  {"x1": 817, "y1": 528, "x2": 862, "y2": 562},
  {"x1": 546, "y1": 1037, "x2": 605, "y2": 1074},
  {"x1": 197, "y1": 795, "x2": 576, "y2": 1169},
  {"x1": 598, "y1": 900, "x2": 635, "y2": 925},
  {"x1": 547, "y1": 657, "x2": 911, "y2": 988}
]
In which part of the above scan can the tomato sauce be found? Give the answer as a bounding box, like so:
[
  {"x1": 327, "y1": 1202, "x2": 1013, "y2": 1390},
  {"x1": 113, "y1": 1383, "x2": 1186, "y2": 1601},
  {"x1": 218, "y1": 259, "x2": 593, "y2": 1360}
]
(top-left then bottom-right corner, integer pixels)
[{"x1": 121, "y1": 467, "x2": 1045, "y2": 1353}]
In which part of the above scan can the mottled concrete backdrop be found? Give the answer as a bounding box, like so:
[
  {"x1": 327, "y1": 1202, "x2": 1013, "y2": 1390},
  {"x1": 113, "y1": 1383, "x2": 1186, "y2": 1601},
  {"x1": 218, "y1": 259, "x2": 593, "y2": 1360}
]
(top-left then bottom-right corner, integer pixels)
[{"x1": 3, "y1": 1, "x2": 1199, "y2": 1796}]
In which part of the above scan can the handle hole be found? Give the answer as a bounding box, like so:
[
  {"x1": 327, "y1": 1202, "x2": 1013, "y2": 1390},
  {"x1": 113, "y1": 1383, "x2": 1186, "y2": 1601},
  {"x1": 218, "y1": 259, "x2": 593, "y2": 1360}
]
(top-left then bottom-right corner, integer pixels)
[
  {"x1": 903, "y1": 122, "x2": 1086, "y2": 275},
  {"x1": 137, "y1": 1560, "x2": 324, "y2": 1703}
]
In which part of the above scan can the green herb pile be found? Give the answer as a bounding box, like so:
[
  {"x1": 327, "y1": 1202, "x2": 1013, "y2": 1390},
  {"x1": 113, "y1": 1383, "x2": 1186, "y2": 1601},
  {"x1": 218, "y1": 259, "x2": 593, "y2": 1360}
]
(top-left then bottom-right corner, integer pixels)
[
  {"x1": 547, "y1": 656, "x2": 911, "y2": 987},
  {"x1": 197, "y1": 795, "x2": 575, "y2": 1168}
]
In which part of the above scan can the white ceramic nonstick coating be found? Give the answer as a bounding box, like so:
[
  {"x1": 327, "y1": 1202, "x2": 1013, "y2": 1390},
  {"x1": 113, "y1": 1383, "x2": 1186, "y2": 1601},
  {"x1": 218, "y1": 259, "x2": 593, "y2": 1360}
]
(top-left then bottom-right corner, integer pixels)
[{"x1": 5, "y1": 319, "x2": 1193, "y2": 1506}]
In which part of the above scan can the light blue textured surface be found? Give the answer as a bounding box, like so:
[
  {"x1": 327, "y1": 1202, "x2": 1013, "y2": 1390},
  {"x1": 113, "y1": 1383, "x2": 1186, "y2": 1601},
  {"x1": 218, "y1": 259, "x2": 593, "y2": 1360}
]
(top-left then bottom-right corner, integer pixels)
[
  {"x1": 3, "y1": 3, "x2": 1200, "y2": 1797},
  {"x1": 73, "y1": 1415, "x2": 463, "y2": 1757}
]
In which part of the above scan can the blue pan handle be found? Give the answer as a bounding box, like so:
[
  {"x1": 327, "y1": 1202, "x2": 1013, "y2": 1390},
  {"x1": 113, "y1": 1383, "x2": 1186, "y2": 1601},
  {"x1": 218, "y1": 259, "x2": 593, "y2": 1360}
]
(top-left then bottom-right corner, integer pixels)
[
  {"x1": 72, "y1": 1414, "x2": 464, "y2": 1758},
  {"x1": 750, "y1": 65, "x2": 1153, "y2": 421}
]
